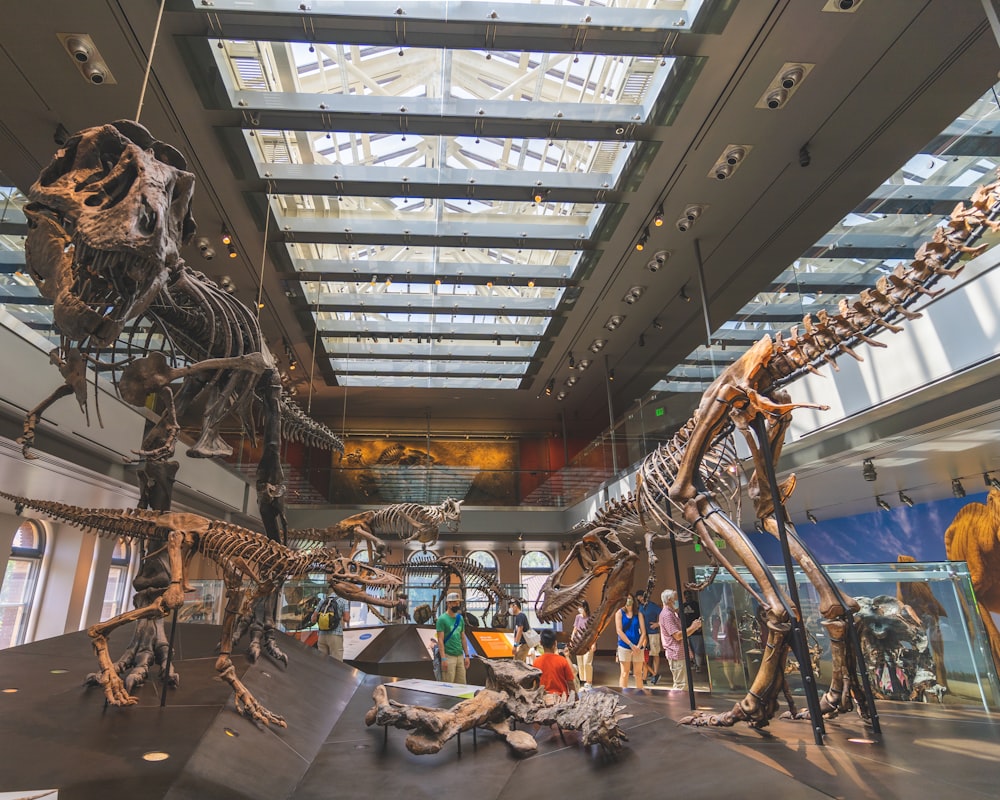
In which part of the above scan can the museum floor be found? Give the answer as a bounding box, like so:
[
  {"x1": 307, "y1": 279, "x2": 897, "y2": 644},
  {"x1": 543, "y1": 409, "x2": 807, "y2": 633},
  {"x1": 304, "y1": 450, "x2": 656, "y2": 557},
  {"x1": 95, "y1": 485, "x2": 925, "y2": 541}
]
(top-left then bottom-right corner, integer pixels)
[{"x1": 1, "y1": 625, "x2": 998, "y2": 800}]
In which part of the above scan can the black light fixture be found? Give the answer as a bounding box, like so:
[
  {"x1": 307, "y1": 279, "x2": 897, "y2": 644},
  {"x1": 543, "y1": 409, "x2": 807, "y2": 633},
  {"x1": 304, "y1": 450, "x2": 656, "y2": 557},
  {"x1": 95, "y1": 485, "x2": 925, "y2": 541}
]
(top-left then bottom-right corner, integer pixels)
[
  {"x1": 545, "y1": 379, "x2": 554, "y2": 396},
  {"x1": 638, "y1": 333, "x2": 646, "y2": 347},
  {"x1": 952, "y1": 478, "x2": 966, "y2": 499},
  {"x1": 221, "y1": 226, "x2": 233, "y2": 246},
  {"x1": 653, "y1": 204, "x2": 664, "y2": 227},
  {"x1": 608, "y1": 368, "x2": 615, "y2": 382},
  {"x1": 227, "y1": 243, "x2": 238, "y2": 259},
  {"x1": 568, "y1": 352, "x2": 576, "y2": 369},
  {"x1": 862, "y1": 458, "x2": 877, "y2": 482},
  {"x1": 652, "y1": 318, "x2": 663, "y2": 330},
  {"x1": 876, "y1": 496, "x2": 891, "y2": 512},
  {"x1": 635, "y1": 227, "x2": 649, "y2": 252},
  {"x1": 806, "y1": 511, "x2": 818, "y2": 525},
  {"x1": 532, "y1": 188, "x2": 548, "y2": 204},
  {"x1": 680, "y1": 285, "x2": 691, "y2": 302},
  {"x1": 898, "y1": 490, "x2": 914, "y2": 508},
  {"x1": 985, "y1": 472, "x2": 1000, "y2": 491}
]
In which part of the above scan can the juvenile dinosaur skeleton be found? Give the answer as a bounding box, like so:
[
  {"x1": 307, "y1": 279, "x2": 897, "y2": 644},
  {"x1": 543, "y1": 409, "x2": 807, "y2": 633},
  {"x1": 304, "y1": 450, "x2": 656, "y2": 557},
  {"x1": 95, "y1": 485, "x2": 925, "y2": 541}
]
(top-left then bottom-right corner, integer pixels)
[
  {"x1": 365, "y1": 658, "x2": 630, "y2": 756},
  {"x1": 538, "y1": 175, "x2": 1000, "y2": 730},
  {"x1": 290, "y1": 498, "x2": 463, "y2": 561},
  {"x1": 17, "y1": 120, "x2": 345, "y2": 679},
  {"x1": 0, "y1": 491, "x2": 400, "y2": 727}
]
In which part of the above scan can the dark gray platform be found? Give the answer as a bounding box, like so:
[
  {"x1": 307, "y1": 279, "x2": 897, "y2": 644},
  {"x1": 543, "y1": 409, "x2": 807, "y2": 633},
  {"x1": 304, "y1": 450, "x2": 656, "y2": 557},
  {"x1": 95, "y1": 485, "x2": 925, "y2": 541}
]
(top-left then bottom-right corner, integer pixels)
[{"x1": 2, "y1": 625, "x2": 999, "y2": 800}]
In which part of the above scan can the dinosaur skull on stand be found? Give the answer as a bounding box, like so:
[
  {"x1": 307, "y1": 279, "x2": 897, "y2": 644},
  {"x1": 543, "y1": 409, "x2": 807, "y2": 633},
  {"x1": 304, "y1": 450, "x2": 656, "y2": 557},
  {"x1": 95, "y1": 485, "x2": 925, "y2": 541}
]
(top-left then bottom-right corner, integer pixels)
[
  {"x1": 24, "y1": 120, "x2": 196, "y2": 345},
  {"x1": 535, "y1": 528, "x2": 638, "y2": 656}
]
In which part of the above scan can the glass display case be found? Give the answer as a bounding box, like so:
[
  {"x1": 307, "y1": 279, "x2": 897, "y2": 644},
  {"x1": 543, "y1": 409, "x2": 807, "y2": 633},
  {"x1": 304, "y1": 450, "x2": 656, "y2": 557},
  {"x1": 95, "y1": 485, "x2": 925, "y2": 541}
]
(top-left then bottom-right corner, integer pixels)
[{"x1": 692, "y1": 561, "x2": 1000, "y2": 712}]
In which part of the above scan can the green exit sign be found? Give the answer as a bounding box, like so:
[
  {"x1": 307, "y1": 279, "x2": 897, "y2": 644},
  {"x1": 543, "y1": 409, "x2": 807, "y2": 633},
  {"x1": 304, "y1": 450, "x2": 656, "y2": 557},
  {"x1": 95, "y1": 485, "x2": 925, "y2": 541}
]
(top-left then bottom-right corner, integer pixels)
[{"x1": 655, "y1": 407, "x2": 665, "y2": 417}]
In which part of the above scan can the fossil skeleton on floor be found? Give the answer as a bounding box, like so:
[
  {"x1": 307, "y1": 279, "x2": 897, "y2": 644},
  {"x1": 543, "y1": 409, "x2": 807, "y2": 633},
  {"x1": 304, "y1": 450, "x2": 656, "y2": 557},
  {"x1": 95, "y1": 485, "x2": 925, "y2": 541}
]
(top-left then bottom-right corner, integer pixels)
[
  {"x1": 365, "y1": 658, "x2": 630, "y2": 756},
  {"x1": 0, "y1": 491, "x2": 400, "y2": 727},
  {"x1": 537, "y1": 174, "x2": 1000, "y2": 730},
  {"x1": 17, "y1": 120, "x2": 346, "y2": 682}
]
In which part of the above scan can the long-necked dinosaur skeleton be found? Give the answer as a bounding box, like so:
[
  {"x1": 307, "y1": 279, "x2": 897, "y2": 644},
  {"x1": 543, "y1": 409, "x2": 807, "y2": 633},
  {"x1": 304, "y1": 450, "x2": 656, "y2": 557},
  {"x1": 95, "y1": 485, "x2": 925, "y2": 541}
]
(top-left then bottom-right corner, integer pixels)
[
  {"x1": 0, "y1": 490, "x2": 400, "y2": 727},
  {"x1": 16, "y1": 119, "x2": 346, "y2": 680},
  {"x1": 538, "y1": 175, "x2": 1000, "y2": 730}
]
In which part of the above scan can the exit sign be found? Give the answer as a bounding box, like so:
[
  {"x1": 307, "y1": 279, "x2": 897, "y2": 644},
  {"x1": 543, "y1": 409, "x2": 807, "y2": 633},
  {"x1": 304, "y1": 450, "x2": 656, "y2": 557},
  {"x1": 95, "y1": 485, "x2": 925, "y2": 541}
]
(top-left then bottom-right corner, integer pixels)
[{"x1": 655, "y1": 407, "x2": 665, "y2": 417}]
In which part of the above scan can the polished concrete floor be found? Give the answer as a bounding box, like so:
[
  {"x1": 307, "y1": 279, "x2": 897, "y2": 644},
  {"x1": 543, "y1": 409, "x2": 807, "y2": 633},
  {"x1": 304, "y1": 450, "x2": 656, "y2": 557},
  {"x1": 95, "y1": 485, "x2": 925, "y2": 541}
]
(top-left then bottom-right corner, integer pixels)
[{"x1": 2, "y1": 627, "x2": 999, "y2": 800}]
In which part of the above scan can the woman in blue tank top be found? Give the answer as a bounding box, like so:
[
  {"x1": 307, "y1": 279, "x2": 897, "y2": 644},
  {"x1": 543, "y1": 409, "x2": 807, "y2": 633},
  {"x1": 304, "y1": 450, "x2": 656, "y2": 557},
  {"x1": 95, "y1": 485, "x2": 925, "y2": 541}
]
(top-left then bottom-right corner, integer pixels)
[{"x1": 614, "y1": 595, "x2": 647, "y2": 689}]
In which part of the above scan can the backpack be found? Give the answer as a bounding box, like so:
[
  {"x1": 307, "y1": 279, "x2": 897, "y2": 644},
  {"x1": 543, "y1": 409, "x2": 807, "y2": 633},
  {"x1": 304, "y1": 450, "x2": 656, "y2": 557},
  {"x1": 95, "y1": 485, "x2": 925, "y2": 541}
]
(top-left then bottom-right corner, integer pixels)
[{"x1": 317, "y1": 597, "x2": 342, "y2": 632}]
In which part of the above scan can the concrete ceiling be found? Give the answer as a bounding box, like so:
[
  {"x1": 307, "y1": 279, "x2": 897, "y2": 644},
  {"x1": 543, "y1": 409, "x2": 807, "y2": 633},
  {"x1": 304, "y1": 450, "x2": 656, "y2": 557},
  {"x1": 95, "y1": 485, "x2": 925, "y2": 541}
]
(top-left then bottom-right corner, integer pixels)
[{"x1": 1, "y1": 1, "x2": 999, "y2": 524}]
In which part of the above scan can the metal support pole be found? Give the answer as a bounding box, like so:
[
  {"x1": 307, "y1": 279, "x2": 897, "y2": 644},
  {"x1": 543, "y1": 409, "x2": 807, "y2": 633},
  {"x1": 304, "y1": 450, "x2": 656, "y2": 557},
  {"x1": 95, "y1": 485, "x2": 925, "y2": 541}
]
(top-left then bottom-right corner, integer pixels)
[
  {"x1": 693, "y1": 238, "x2": 713, "y2": 348},
  {"x1": 604, "y1": 356, "x2": 618, "y2": 474},
  {"x1": 749, "y1": 415, "x2": 825, "y2": 745},
  {"x1": 669, "y1": 531, "x2": 697, "y2": 711}
]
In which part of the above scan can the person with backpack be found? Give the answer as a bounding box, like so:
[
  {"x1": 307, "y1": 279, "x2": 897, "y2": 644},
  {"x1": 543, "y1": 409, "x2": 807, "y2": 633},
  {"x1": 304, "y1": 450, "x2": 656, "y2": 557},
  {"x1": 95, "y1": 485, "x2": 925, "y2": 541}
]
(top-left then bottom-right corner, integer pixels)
[
  {"x1": 436, "y1": 591, "x2": 472, "y2": 683},
  {"x1": 509, "y1": 599, "x2": 533, "y2": 662},
  {"x1": 311, "y1": 588, "x2": 349, "y2": 660}
]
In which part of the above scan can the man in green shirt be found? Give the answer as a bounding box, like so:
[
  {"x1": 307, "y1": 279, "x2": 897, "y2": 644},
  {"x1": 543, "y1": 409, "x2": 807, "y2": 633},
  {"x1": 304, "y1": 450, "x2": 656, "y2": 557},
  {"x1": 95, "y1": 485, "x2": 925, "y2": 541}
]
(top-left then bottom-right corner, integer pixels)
[{"x1": 436, "y1": 591, "x2": 472, "y2": 683}]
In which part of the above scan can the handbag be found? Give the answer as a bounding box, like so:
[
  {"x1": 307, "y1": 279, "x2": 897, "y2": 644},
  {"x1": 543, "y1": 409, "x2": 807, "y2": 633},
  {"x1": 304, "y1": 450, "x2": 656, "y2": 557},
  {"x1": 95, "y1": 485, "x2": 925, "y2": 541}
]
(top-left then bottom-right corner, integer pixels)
[{"x1": 523, "y1": 628, "x2": 541, "y2": 648}]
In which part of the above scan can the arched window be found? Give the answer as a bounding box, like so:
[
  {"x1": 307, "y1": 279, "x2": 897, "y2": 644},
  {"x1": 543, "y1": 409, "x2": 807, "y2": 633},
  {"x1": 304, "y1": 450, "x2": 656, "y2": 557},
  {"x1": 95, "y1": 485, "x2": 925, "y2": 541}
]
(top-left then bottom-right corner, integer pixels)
[
  {"x1": 1, "y1": 520, "x2": 46, "y2": 649},
  {"x1": 519, "y1": 551, "x2": 553, "y2": 629},
  {"x1": 406, "y1": 549, "x2": 440, "y2": 623},
  {"x1": 465, "y1": 550, "x2": 498, "y2": 624},
  {"x1": 100, "y1": 538, "x2": 134, "y2": 622}
]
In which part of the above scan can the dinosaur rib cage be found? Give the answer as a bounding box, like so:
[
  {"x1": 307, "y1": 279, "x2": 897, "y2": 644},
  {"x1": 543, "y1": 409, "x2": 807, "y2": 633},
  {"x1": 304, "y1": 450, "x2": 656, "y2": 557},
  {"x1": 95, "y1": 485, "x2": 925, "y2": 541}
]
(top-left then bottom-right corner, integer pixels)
[
  {"x1": 378, "y1": 556, "x2": 511, "y2": 621},
  {"x1": 368, "y1": 503, "x2": 448, "y2": 540}
]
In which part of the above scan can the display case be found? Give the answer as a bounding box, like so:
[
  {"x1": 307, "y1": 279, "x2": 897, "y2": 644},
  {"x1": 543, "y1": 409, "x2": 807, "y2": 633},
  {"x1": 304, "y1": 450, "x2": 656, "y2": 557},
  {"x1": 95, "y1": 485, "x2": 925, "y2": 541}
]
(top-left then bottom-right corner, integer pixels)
[{"x1": 692, "y1": 561, "x2": 1000, "y2": 711}]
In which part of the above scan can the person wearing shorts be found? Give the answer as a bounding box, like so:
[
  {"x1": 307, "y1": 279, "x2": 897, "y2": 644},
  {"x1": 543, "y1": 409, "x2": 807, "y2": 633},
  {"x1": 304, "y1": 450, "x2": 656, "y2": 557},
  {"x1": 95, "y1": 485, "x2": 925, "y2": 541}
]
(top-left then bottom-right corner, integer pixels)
[{"x1": 614, "y1": 594, "x2": 647, "y2": 689}]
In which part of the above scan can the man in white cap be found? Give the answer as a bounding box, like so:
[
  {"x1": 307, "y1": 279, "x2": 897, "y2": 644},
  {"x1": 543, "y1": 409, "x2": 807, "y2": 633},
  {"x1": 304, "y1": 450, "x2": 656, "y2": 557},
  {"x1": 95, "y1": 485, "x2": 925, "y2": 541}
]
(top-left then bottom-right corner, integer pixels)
[{"x1": 436, "y1": 590, "x2": 472, "y2": 683}]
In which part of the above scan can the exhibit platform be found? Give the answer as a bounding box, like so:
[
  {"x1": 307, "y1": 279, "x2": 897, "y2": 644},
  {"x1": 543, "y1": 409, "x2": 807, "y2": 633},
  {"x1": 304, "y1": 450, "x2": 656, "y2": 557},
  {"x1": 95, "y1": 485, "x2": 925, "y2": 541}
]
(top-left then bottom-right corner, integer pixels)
[{"x1": 1, "y1": 624, "x2": 999, "y2": 799}]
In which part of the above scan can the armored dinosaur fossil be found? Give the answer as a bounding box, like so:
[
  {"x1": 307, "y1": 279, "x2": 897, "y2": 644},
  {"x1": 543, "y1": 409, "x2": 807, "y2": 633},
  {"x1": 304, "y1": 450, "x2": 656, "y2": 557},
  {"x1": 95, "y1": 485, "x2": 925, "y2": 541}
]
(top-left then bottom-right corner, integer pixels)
[
  {"x1": 290, "y1": 498, "x2": 463, "y2": 561},
  {"x1": 365, "y1": 658, "x2": 630, "y2": 756},
  {"x1": 16, "y1": 119, "x2": 346, "y2": 681},
  {"x1": 538, "y1": 174, "x2": 1000, "y2": 730},
  {"x1": 0, "y1": 490, "x2": 400, "y2": 727}
]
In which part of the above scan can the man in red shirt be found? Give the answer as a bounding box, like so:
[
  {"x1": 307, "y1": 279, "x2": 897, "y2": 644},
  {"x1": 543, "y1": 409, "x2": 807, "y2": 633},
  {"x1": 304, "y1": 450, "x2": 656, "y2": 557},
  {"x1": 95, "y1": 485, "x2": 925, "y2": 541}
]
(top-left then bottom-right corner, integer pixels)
[{"x1": 533, "y1": 629, "x2": 578, "y2": 699}]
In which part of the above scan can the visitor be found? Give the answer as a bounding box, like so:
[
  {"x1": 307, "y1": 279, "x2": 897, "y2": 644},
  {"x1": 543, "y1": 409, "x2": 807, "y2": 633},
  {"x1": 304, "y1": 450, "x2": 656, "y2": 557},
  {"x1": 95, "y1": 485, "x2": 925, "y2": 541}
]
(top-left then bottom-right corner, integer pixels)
[
  {"x1": 572, "y1": 600, "x2": 596, "y2": 688},
  {"x1": 713, "y1": 607, "x2": 740, "y2": 690},
  {"x1": 682, "y1": 590, "x2": 705, "y2": 671},
  {"x1": 311, "y1": 587, "x2": 349, "y2": 660},
  {"x1": 659, "y1": 589, "x2": 702, "y2": 690},
  {"x1": 436, "y1": 591, "x2": 472, "y2": 683},
  {"x1": 637, "y1": 589, "x2": 662, "y2": 684},
  {"x1": 510, "y1": 599, "x2": 531, "y2": 662},
  {"x1": 534, "y1": 629, "x2": 578, "y2": 699},
  {"x1": 615, "y1": 594, "x2": 647, "y2": 689}
]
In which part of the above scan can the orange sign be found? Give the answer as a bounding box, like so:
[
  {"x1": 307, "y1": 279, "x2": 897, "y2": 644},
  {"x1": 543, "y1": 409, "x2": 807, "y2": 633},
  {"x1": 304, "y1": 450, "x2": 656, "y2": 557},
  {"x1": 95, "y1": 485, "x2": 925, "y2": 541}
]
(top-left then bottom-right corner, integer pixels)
[{"x1": 471, "y1": 630, "x2": 515, "y2": 658}]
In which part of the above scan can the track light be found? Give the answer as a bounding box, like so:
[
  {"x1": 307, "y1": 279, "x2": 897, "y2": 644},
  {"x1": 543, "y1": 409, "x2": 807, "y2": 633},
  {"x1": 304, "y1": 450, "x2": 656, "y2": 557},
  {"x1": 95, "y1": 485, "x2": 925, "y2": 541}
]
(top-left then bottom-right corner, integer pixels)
[
  {"x1": 898, "y1": 491, "x2": 914, "y2": 508},
  {"x1": 545, "y1": 379, "x2": 554, "y2": 396},
  {"x1": 952, "y1": 478, "x2": 966, "y2": 499},
  {"x1": 806, "y1": 511, "x2": 818, "y2": 525},
  {"x1": 680, "y1": 285, "x2": 691, "y2": 302},
  {"x1": 635, "y1": 227, "x2": 649, "y2": 252},
  {"x1": 227, "y1": 243, "x2": 238, "y2": 259},
  {"x1": 862, "y1": 459, "x2": 877, "y2": 482},
  {"x1": 876, "y1": 496, "x2": 891, "y2": 512},
  {"x1": 568, "y1": 352, "x2": 576, "y2": 369},
  {"x1": 608, "y1": 369, "x2": 615, "y2": 382},
  {"x1": 221, "y1": 227, "x2": 233, "y2": 246},
  {"x1": 653, "y1": 205, "x2": 664, "y2": 227},
  {"x1": 985, "y1": 472, "x2": 1000, "y2": 490},
  {"x1": 652, "y1": 318, "x2": 663, "y2": 330},
  {"x1": 638, "y1": 333, "x2": 645, "y2": 347},
  {"x1": 532, "y1": 188, "x2": 548, "y2": 204}
]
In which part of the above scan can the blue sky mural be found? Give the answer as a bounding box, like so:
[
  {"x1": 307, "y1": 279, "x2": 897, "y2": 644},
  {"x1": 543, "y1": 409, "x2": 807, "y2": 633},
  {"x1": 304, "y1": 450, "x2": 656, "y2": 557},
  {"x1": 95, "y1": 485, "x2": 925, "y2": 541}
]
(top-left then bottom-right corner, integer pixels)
[{"x1": 752, "y1": 490, "x2": 990, "y2": 565}]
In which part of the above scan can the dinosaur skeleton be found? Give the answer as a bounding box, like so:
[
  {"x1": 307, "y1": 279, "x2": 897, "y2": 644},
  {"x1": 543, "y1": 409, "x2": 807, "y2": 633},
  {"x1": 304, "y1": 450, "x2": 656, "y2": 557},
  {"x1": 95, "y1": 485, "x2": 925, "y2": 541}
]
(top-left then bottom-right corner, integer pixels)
[
  {"x1": 290, "y1": 498, "x2": 463, "y2": 561},
  {"x1": 365, "y1": 658, "x2": 630, "y2": 756},
  {"x1": 17, "y1": 120, "x2": 345, "y2": 681},
  {"x1": 0, "y1": 490, "x2": 400, "y2": 727},
  {"x1": 538, "y1": 175, "x2": 1000, "y2": 730}
]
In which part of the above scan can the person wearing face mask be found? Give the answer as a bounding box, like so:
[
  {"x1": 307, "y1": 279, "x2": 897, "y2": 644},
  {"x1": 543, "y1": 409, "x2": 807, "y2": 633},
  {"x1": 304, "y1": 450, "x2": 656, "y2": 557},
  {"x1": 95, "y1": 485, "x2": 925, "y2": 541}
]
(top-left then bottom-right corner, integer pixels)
[
  {"x1": 436, "y1": 591, "x2": 472, "y2": 683},
  {"x1": 614, "y1": 594, "x2": 647, "y2": 689}
]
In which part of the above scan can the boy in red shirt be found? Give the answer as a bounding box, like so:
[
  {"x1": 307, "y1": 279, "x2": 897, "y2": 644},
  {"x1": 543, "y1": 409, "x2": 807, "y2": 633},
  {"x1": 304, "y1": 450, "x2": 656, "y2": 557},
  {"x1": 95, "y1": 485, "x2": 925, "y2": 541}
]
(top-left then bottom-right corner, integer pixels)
[{"x1": 533, "y1": 629, "x2": 579, "y2": 699}]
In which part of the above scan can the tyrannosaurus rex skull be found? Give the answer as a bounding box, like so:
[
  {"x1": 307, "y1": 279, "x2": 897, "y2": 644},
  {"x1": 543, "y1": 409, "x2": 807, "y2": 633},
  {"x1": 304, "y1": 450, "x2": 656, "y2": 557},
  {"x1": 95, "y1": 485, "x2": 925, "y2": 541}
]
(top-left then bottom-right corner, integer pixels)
[{"x1": 24, "y1": 120, "x2": 196, "y2": 345}]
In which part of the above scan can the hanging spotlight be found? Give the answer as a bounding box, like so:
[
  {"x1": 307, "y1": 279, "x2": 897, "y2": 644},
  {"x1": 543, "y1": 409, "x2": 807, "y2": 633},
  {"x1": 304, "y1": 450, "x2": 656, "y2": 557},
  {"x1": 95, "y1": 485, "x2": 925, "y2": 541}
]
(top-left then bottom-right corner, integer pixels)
[
  {"x1": 680, "y1": 285, "x2": 691, "y2": 302},
  {"x1": 876, "y1": 496, "x2": 891, "y2": 512},
  {"x1": 635, "y1": 227, "x2": 649, "y2": 251},
  {"x1": 638, "y1": 333, "x2": 646, "y2": 347},
  {"x1": 545, "y1": 379, "x2": 554, "y2": 396},
  {"x1": 862, "y1": 459, "x2": 877, "y2": 482},
  {"x1": 568, "y1": 352, "x2": 576, "y2": 369},
  {"x1": 898, "y1": 490, "x2": 914, "y2": 508},
  {"x1": 986, "y1": 472, "x2": 1000, "y2": 490},
  {"x1": 806, "y1": 511, "x2": 818, "y2": 525},
  {"x1": 227, "y1": 243, "x2": 238, "y2": 259},
  {"x1": 952, "y1": 478, "x2": 966, "y2": 499},
  {"x1": 653, "y1": 205, "x2": 664, "y2": 227},
  {"x1": 221, "y1": 227, "x2": 233, "y2": 246},
  {"x1": 652, "y1": 318, "x2": 663, "y2": 331},
  {"x1": 532, "y1": 187, "x2": 548, "y2": 204},
  {"x1": 608, "y1": 369, "x2": 615, "y2": 382}
]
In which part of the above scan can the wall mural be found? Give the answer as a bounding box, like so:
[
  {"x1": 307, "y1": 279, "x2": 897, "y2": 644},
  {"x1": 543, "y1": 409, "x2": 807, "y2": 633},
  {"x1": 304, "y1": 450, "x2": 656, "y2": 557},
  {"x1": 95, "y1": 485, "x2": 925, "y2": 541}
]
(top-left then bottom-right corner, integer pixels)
[{"x1": 334, "y1": 438, "x2": 519, "y2": 505}]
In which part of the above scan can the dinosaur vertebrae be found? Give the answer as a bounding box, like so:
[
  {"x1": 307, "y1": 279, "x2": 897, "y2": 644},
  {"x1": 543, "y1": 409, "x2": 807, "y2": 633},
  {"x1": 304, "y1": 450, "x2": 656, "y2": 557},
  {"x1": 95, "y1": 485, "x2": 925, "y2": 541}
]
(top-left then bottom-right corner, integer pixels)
[
  {"x1": 767, "y1": 177, "x2": 1000, "y2": 388},
  {"x1": 366, "y1": 501, "x2": 460, "y2": 543},
  {"x1": 382, "y1": 555, "x2": 512, "y2": 604},
  {"x1": 278, "y1": 396, "x2": 345, "y2": 453}
]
